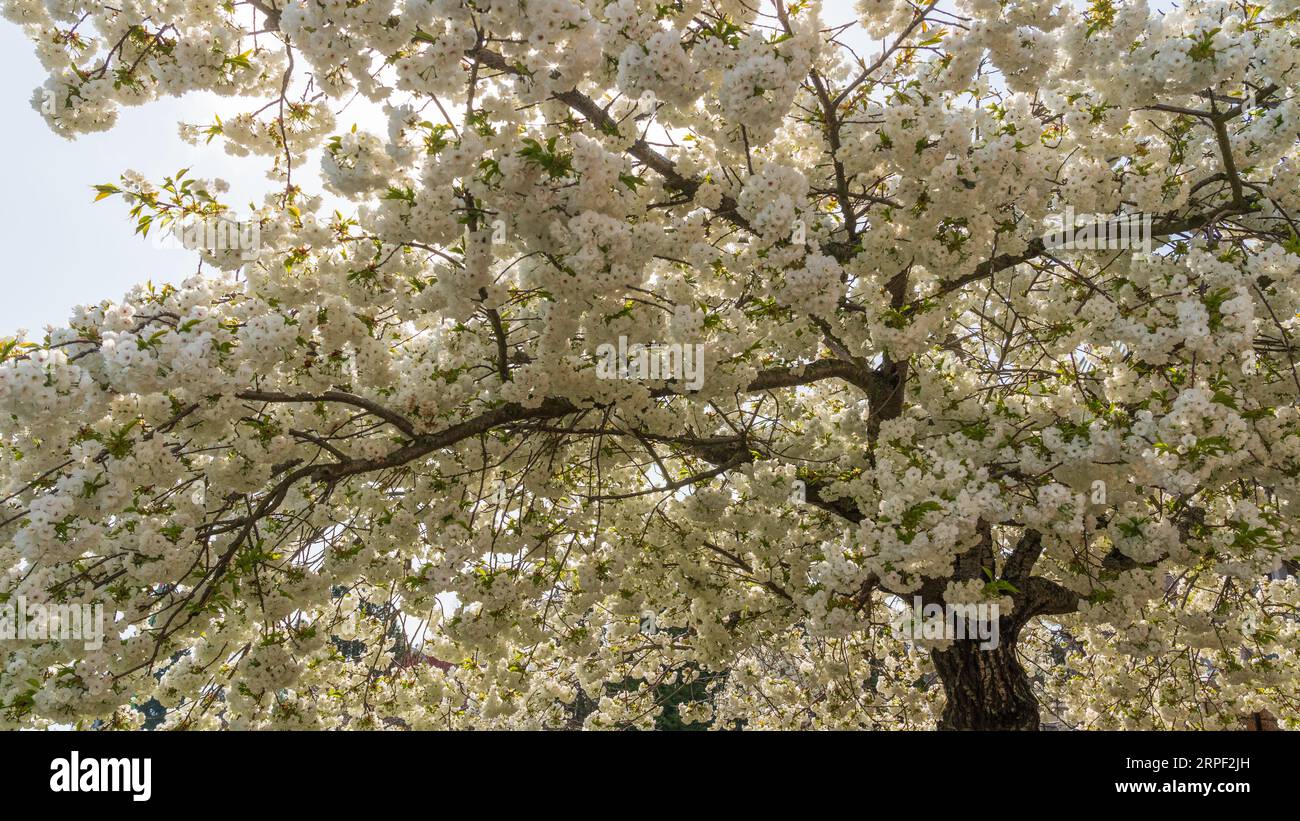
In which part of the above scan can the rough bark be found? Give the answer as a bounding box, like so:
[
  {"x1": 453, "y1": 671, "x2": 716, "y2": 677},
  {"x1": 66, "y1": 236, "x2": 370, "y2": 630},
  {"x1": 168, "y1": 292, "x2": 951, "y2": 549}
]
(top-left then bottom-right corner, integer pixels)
[
  {"x1": 931, "y1": 626, "x2": 1039, "y2": 730},
  {"x1": 925, "y1": 527, "x2": 1052, "y2": 730}
]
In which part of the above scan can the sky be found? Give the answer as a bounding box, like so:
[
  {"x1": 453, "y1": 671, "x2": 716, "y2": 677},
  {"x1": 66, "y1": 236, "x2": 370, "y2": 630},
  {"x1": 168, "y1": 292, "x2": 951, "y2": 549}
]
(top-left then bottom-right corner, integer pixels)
[
  {"x1": 0, "y1": 0, "x2": 876, "y2": 338},
  {"x1": 0, "y1": 23, "x2": 314, "y2": 337},
  {"x1": 1, "y1": 0, "x2": 1174, "y2": 337}
]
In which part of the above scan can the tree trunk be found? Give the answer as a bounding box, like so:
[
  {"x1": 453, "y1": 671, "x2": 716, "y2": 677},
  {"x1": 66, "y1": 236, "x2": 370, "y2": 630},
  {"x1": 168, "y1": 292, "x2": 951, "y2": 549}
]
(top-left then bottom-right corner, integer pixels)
[
  {"x1": 931, "y1": 631, "x2": 1039, "y2": 730},
  {"x1": 920, "y1": 525, "x2": 1051, "y2": 729},
  {"x1": 1241, "y1": 709, "x2": 1278, "y2": 730}
]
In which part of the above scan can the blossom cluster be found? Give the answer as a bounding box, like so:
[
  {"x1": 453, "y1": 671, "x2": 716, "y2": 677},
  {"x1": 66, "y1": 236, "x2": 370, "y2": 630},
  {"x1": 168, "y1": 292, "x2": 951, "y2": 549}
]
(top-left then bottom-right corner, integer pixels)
[{"x1": 0, "y1": 0, "x2": 1298, "y2": 730}]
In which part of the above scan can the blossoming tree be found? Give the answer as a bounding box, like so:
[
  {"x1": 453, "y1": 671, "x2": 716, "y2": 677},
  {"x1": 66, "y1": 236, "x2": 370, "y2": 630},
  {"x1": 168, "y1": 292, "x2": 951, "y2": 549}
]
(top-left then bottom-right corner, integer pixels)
[{"x1": 2, "y1": 0, "x2": 1299, "y2": 730}]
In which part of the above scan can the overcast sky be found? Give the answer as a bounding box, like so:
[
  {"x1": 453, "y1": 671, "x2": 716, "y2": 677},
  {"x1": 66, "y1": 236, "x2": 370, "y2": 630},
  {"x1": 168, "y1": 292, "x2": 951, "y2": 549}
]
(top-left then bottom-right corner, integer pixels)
[
  {"x1": 0, "y1": 0, "x2": 881, "y2": 337},
  {"x1": 0, "y1": 23, "x2": 306, "y2": 337}
]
